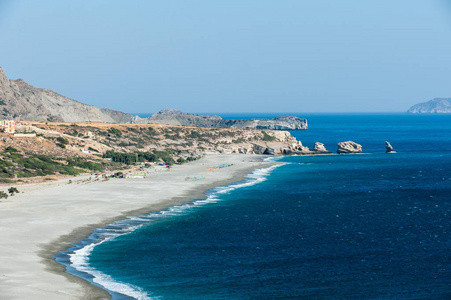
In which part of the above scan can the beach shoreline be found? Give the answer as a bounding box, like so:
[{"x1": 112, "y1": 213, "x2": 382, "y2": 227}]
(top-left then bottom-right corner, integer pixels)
[{"x1": 0, "y1": 154, "x2": 274, "y2": 300}]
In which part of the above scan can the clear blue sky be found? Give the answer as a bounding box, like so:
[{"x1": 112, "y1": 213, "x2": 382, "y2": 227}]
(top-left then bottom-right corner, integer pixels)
[{"x1": 1, "y1": 0, "x2": 450, "y2": 113}]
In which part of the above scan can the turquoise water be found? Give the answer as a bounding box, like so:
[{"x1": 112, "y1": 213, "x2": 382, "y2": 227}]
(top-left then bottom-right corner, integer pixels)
[{"x1": 61, "y1": 114, "x2": 451, "y2": 299}]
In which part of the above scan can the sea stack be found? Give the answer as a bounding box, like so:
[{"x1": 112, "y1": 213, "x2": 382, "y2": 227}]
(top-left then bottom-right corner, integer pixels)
[
  {"x1": 313, "y1": 142, "x2": 330, "y2": 153},
  {"x1": 385, "y1": 141, "x2": 395, "y2": 153},
  {"x1": 337, "y1": 141, "x2": 362, "y2": 154}
]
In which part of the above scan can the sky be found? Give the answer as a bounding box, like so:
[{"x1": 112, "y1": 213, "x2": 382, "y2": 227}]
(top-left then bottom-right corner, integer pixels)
[{"x1": 0, "y1": 0, "x2": 450, "y2": 114}]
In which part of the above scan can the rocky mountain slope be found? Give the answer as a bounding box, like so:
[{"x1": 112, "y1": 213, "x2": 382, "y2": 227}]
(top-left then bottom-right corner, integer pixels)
[
  {"x1": 0, "y1": 67, "x2": 132, "y2": 123},
  {"x1": 133, "y1": 109, "x2": 308, "y2": 130},
  {"x1": 407, "y1": 98, "x2": 451, "y2": 113},
  {"x1": 0, "y1": 67, "x2": 307, "y2": 129}
]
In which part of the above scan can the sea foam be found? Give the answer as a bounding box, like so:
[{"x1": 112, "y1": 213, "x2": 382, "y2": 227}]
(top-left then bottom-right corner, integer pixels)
[{"x1": 66, "y1": 164, "x2": 282, "y2": 300}]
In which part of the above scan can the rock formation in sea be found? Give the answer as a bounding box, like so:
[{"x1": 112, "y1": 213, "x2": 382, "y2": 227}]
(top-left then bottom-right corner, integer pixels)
[
  {"x1": 337, "y1": 141, "x2": 363, "y2": 154},
  {"x1": 385, "y1": 141, "x2": 395, "y2": 153},
  {"x1": 313, "y1": 142, "x2": 330, "y2": 153},
  {"x1": 0, "y1": 67, "x2": 307, "y2": 130},
  {"x1": 407, "y1": 98, "x2": 451, "y2": 113}
]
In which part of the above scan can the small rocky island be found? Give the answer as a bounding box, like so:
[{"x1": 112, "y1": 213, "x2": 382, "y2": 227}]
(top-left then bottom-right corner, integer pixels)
[
  {"x1": 385, "y1": 141, "x2": 395, "y2": 153},
  {"x1": 337, "y1": 141, "x2": 363, "y2": 154},
  {"x1": 407, "y1": 98, "x2": 451, "y2": 113}
]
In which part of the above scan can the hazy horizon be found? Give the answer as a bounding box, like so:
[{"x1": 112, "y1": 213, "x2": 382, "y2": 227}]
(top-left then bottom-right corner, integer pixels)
[{"x1": 1, "y1": 1, "x2": 450, "y2": 113}]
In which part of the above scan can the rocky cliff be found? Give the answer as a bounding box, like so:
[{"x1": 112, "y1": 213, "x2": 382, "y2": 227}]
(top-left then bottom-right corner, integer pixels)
[
  {"x1": 407, "y1": 98, "x2": 451, "y2": 113},
  {"x1": 133, "y1": 109, "x2": 308, "y2": 130}
]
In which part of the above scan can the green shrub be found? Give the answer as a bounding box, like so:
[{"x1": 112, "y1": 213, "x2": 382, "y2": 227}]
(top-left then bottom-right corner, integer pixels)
[
  {"x1": 0, "y1": 191, "x2": 8, "y2": 199},
  {"x1": 102, "y1": 150, "x2": 175, "y2": 165},
  {"x1": 261, "y1": 131, "x2": 276, "y2": 141},
  {"x1": 108, "y1": 127, "x2": 122, "y2": 137},
  {"x1": 232, "y1": 138, "x2": 245, "y2": 143},
  {"x1": 186, "y1": 156, "x2": 199, "y2": 162},
  {"x1": 0, "y1": 178, "x2": 14, "y2": 183},
  {"x1": 188, "y1": 131, "x2": 202, "y2": 139},
  {"x1": 56, "y1": 137, "x2": 69, "y2": 145},
  {"x1": 68, "y1": 130, "x2": 78, "y2": 136},
  {"x1": 8, "y1": 187, "x2": 19, "y2": 195},
  {"x1": 67, "y1": 159, "x2": 103, "y2": 172},
  {"x1": 4, "y1": 146, "x2": 18, "y2": 153}
]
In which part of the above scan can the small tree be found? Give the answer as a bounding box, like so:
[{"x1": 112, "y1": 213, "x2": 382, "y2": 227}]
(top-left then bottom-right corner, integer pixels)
[
  {"x1": 0, "y1": 191, "x2": 8, "y2": 199},
  {"x1": 8, "y1": 187, "x2": 19, "y2": 196}
]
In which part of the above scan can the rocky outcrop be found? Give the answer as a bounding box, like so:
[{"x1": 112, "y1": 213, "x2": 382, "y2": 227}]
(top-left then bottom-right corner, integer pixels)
[
  {"x1": 407, "y1": 98, "x2": 451, "y2": 113},
  {"x1": 0, "y1": 67, "x2": 132, "y2": 123},
  {"x1": 249, "y1": 140, "x2": 333, "y2": 156},
  {"x1": 337, "y1": 141, "x2": 362, "y2": 154},
  {"x1": 313, "y1": 142, "x2": 330, "y2": 153},
  {"x1": 385, "y1": 141, "x2": 395, "y2": 153},
  {"x1": 133, "y1": 109, "x2": 308, "y2": 130}
]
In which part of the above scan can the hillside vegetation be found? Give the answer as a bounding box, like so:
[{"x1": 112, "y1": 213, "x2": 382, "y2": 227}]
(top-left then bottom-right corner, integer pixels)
[{"x1": 0, "y1": 121, "x2": 308, "y2": 183}]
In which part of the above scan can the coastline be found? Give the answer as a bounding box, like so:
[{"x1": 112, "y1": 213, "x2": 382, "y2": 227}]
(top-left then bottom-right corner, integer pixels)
[{"x1": 0, "y1": 154, "x2": 274, "y2": 300}]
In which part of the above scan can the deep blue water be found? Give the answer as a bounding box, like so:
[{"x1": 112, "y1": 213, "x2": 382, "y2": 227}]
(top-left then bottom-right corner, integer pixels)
[{"x1": 64, "y1": 114, "x2": 451, "y2": 299}]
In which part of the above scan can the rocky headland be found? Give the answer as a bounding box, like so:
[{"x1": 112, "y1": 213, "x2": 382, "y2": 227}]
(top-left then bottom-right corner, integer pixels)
[
  {"x1": 133, "y1": 109, "x2": 308, "y2": 130},
  {"x1": 407, "y1": 98, "x2": 451, "y2": 113}
]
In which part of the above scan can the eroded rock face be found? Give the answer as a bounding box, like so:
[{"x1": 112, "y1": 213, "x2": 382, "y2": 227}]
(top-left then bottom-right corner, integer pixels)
[
  {"x1": 313, "y1": 142, "x2": 329, "y2": 153},
  {"x1": 337, "y1": 141, "x2": 362, "y2": 154},
  {"x1": 385, "y1": 141, "x2": 395, "y2": 153}
]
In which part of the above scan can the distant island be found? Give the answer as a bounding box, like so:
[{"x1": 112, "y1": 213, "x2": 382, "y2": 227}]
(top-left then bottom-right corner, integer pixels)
[
  {"x1": 407, "y1": 98, "x2": 451, "y2": 113},
  {"x1": 0, "y1": 67, "x2": 306, "y2": 130}
]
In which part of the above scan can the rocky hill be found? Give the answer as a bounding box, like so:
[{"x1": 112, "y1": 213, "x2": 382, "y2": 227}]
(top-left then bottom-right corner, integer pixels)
[
  {"x1": 407, "y1": 98, "x2": 451, "y2": 113},
  {"x1": 0, "y1": 67, "x2": 132, "y2": 123},
  {"x1": 0, "y1": 67, "x2": 308, "y2": 129},
  {"x1": 133, "y1": 109, "x2": 308, "y2": 130}
]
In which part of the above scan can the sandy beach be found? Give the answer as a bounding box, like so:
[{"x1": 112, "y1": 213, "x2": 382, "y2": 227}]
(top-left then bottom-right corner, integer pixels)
[{"x1": 0, "y1": 154, "x2": 273, "y2": 300}]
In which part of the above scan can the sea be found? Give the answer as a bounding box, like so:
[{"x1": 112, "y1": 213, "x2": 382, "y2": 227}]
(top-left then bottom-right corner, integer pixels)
[{"x1": 57, "y1": 114, "x2": 451, "y2": 299}]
